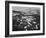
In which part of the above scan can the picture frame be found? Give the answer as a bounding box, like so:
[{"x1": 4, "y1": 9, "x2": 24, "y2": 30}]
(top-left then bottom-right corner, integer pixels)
[{"x1": 5, "y1": 1, "x2": 45, "y2": 37}]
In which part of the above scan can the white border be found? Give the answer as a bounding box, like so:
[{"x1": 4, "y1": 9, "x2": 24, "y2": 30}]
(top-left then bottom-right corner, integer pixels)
[{"x1": 9, "y1": 3, "x2": 43, "y2": 35}]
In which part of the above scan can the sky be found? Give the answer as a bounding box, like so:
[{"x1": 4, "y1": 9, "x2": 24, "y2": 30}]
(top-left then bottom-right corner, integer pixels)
[{"x1": 12, "y1": 6, "x2": 40, "y2": 15}]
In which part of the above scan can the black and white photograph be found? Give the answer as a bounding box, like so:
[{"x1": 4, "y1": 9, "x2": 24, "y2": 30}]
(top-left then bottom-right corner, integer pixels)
[
  {"x1": 12, "y1": 7, "x2": 40, "y2": 31},
  {"x1": 5, "y1": 1, "x2": 45, "y2": 37}
]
